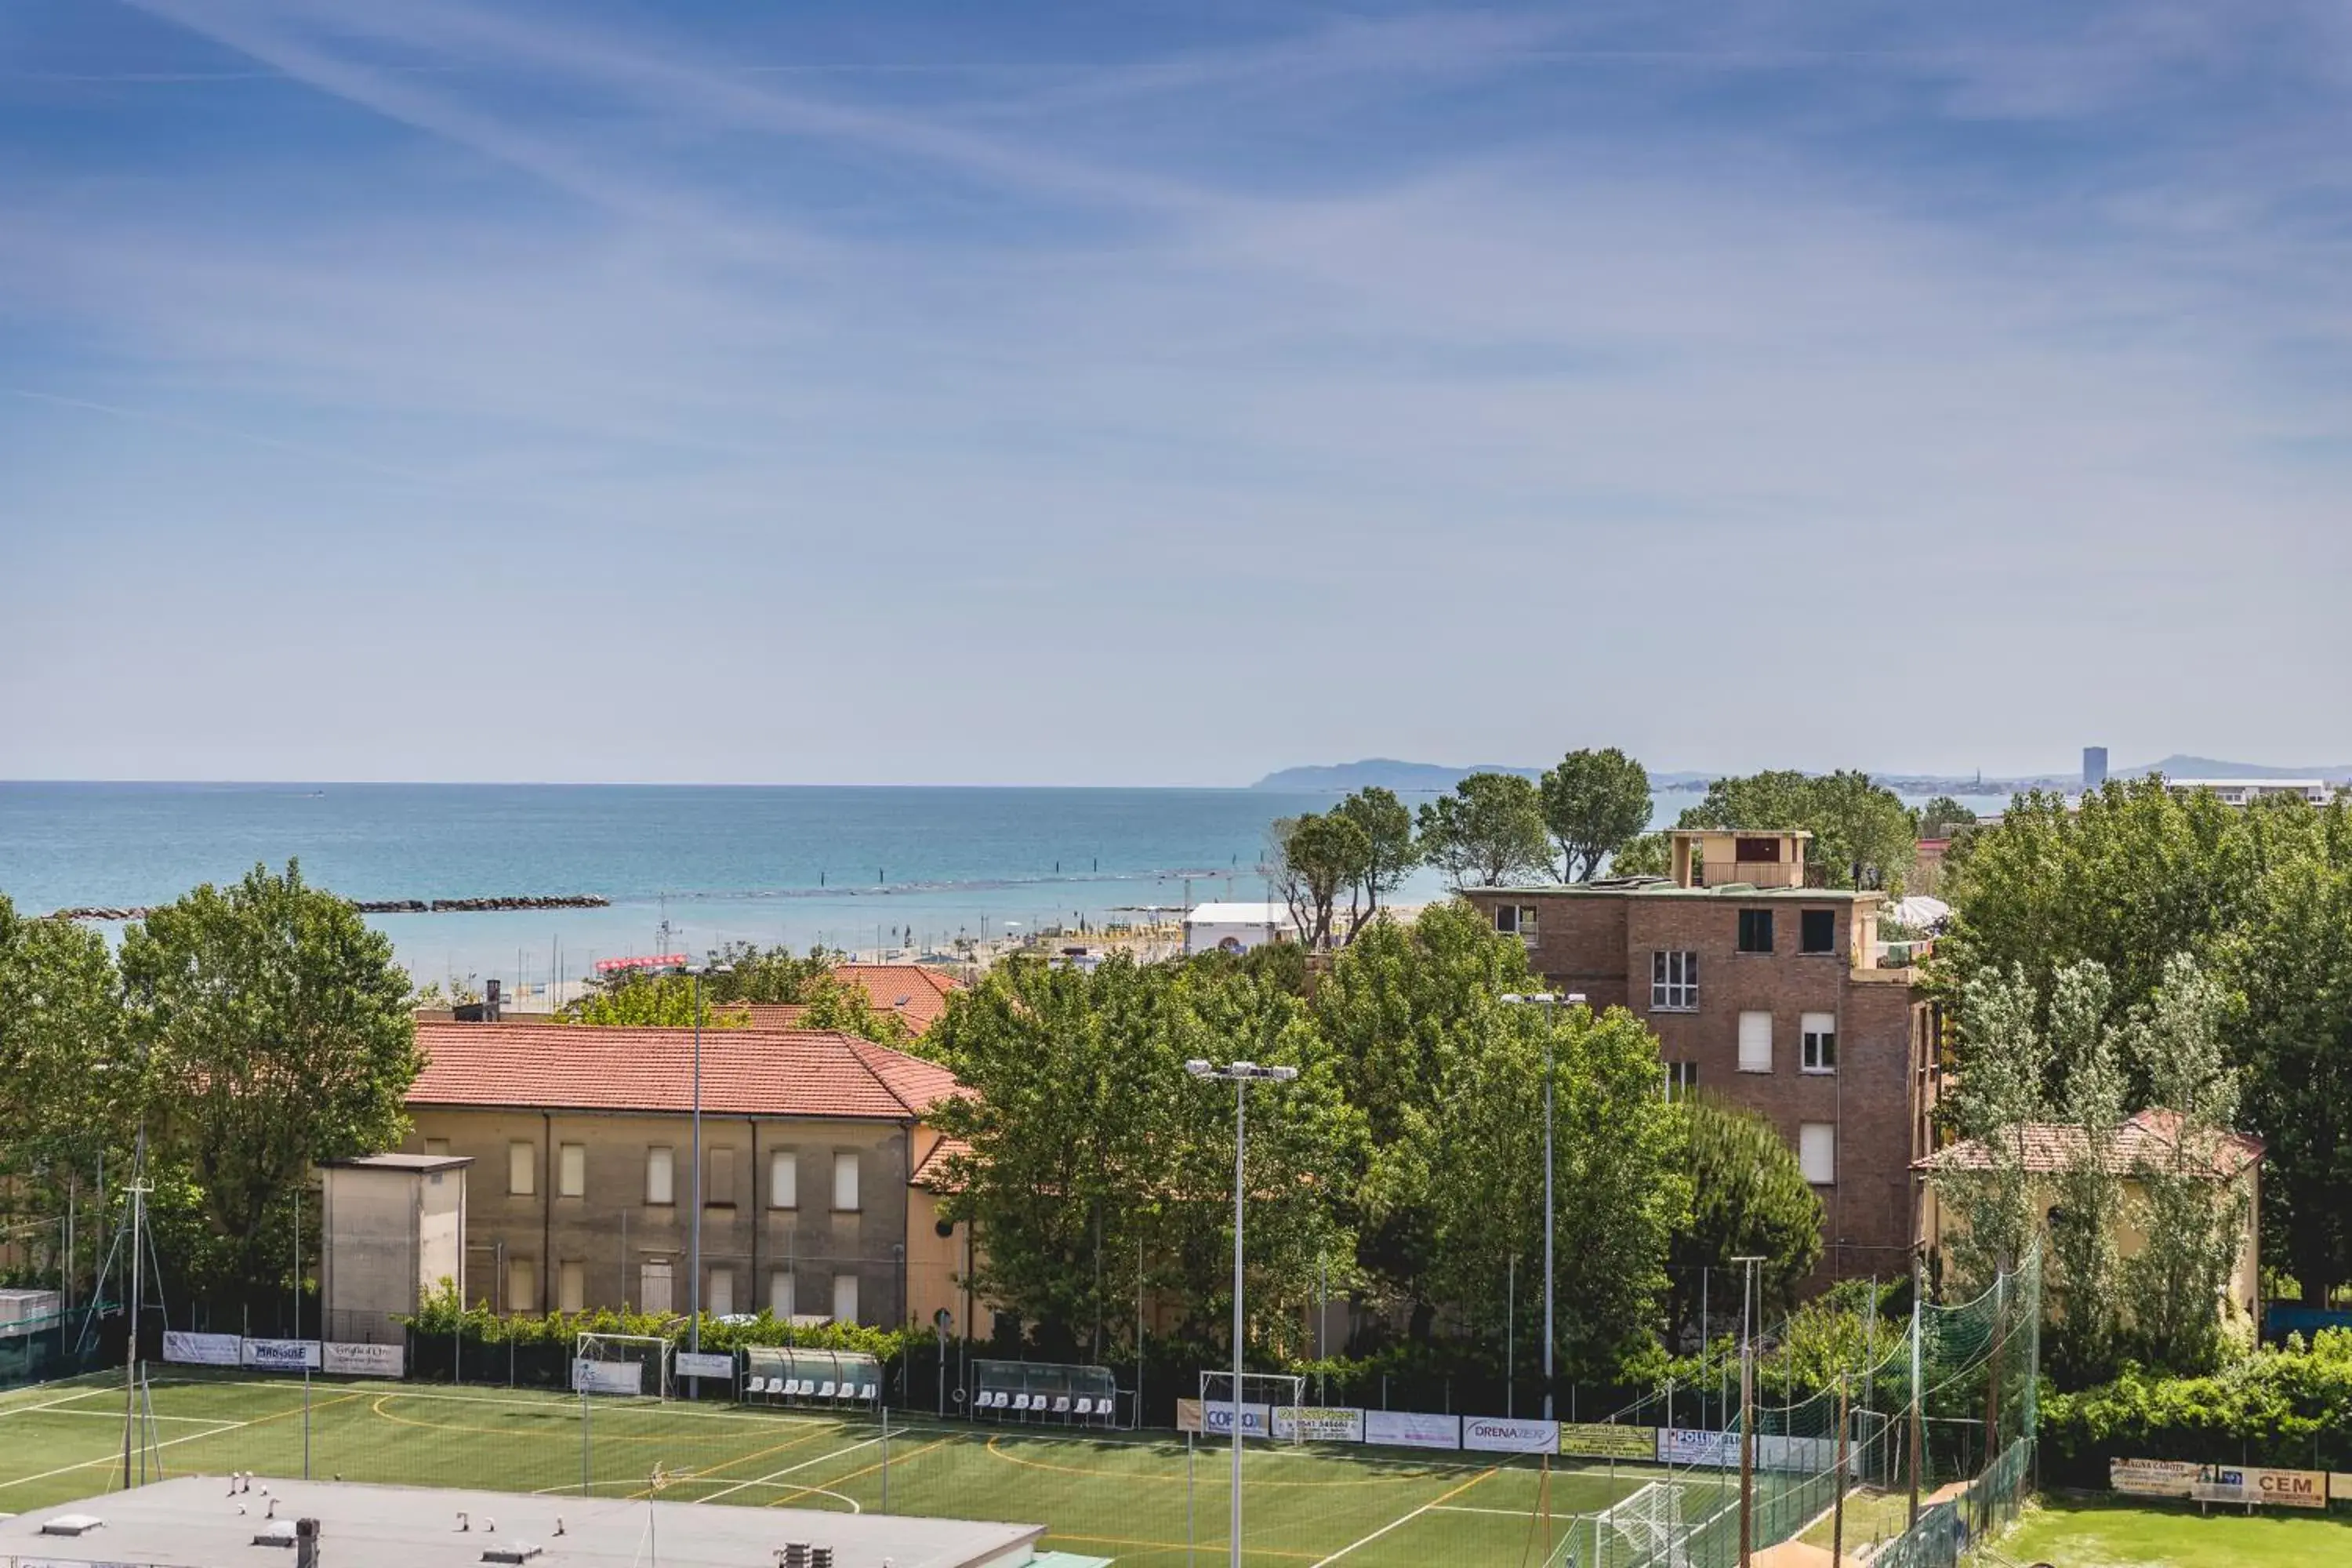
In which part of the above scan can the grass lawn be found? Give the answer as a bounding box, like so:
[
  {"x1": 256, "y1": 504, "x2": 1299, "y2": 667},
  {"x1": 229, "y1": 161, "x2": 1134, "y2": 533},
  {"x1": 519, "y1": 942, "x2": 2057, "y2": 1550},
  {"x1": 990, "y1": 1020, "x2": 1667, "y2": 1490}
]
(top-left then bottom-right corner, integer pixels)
[
  {"x1": 1998, "y1": 1494, "x2": 2352, "y2": 1567},
  {"x1": 0, "y1": 1374, "x2": 1664, "y2": 1567}
]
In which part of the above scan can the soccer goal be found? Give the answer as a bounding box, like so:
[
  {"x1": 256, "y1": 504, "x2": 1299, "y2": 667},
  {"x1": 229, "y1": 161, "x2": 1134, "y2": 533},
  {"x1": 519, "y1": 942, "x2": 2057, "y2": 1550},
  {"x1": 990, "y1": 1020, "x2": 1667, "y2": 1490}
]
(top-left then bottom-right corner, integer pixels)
[
  {"x1": 1198, "y1": 1370, "x2": 1307, "y2": 1443},
  {"x1": 573, "y1": 1332, "x2": 673, "y2": 1400}
]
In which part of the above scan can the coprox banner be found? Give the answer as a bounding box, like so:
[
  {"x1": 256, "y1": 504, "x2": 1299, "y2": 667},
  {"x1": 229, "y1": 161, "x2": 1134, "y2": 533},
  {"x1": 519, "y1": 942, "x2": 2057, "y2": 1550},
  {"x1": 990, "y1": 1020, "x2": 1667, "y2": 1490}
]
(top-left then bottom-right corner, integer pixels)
[
  {"x1": 1272, "y1": 1406, "x2": 1366, "y2": 1443},
  {"x1": 161, "y1": 1330, "x2": 241, "y2": 1367},
  {"x1": 1175, "y1": 1399, "x2": 1273, "y2": 1439}
]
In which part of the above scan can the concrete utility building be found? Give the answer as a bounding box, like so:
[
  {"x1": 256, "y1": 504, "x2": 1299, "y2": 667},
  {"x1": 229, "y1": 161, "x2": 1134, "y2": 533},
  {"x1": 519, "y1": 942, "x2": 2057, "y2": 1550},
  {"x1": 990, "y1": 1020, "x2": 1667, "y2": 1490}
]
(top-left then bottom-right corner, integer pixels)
[
  {"x1": 317, "y1": 1153, "x2": 471, "y2": 1345},
  {"x1": 1181, "y1": 902, "x2": 1300, "y2": 956},
  {"x1": 0, "y1": 1477, "x2": 1062, "y2": 1568},
  {"x1": 392, "y1": 1021, "x2": 985, "y2": 1342},
  {"x1": 1461, "y1": 828, "x2": 1946, "y2": 1283}
]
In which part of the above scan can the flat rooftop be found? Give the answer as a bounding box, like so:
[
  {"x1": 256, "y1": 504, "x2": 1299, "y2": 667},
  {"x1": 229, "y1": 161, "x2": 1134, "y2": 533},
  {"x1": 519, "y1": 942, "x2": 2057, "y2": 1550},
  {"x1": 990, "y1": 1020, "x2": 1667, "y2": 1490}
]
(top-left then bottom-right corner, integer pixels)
[
  {"x1": 1468, "y1": 881, "x2": 1878, "y2": 902},
  {"x1": 0, "y1": 1476, "x2": 1049, "y2": 1568}
]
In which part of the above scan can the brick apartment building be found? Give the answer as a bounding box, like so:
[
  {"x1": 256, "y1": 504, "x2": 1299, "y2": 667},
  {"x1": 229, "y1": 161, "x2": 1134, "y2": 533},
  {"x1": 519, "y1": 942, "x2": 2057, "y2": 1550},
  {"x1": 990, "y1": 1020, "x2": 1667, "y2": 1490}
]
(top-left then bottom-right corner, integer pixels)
[{"x1": 1461, "y1": 829, "x2": 1944, "y2": 1283}]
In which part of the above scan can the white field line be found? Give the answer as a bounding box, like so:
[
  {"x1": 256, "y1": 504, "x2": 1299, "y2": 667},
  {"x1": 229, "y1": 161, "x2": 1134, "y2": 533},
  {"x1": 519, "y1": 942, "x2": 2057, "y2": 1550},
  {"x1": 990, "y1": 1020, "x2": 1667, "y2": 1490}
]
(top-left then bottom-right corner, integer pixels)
[
  {"x1": 0, "y1": 1413, "x2": 261, "y2": 1490},
  {"x1": 1430, "y1": 1504, "x2": 1566, "y2": 1517},
  {"x1": 0, "y1": 1388, "x2": 134, "y2": 1418},
  {"x1": 20, "y1": 1409, "x2": 236, "y2": 1425},
  {"x1": 1308, "y1": 1465, "x2": 1498, "y2": 1567},
  {"x1": 691, "y1": 1432, "x2": 887, "y2": 1507}
]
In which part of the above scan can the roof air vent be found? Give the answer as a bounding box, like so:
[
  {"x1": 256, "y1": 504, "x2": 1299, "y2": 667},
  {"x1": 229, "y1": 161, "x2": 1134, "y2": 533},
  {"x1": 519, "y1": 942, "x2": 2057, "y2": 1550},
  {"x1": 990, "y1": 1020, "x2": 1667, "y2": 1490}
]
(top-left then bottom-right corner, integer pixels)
[
  {"x1": 252, "y1": 1518, "x2": 298, "y2": 1546},
  {"x1": 481, "y1": 1543, "x2": 545, "y2": 1563},
  {"x1": 40, "y1": 1513, "x2": 104, "y2": 1537}
]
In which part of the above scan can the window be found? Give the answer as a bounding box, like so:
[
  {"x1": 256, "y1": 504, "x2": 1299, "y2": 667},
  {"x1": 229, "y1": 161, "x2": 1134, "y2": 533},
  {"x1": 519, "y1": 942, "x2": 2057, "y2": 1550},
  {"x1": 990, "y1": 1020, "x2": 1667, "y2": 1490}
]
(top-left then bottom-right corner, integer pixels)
[
  {"x1": 1492, "y1": 904, "x2": 1540, "y2": 945},
  {"x1": 645, "y1": 1146, "x2": 675, "y2": 1206},
  {"x1": 707, "y1": 1266, "x2": 735, "y2": 1319},
  {"x1": 771, "y1": 1150, "x2": 799, "y2": 1210},
  {"x1": 639, "y1": 1258, "x2": 674, "y2": 1315},
  {"x1": 423, "y1": 1138, "x2": 451, "y2": 1156},
  {"x1": 508, "y1": 1141, "x2": 536, "y2": 1196},
  {"x1": 1664, "y1": 1062, "x2": 1699, "y2": 1099},
  {"x1": 832, "y1": 1272, "x2": 860, "y2": 1324},
  {"x1": 1738, "y1": 1011, "x2": 1774, "y2": 1073},
  {"x1": 558, "y1": 1142, "x2": 586, "y2": 1198},
  {"x1": 1799, "y1": 1123, "x2": 1837, "y2": 1185},
  {"x1": 507, "y1": 1258, "x2": 537, "y2": 1314},
  {"x1": 833, "y1": 1151, "x2": 861, "y2": 1212},
  {"x1": 770, "y1": 1270, "x2": 797, "y2": 1319},
  {"x1": 557, "y1": 1261, "x2": 586, "y2": 1315},
  {"x1": 1801, "y1": 909, "x2": 1836, "y2": 955},
  {"x1": 1734, "y1": 837, "x2": 1782, "y2": 862},
  {"x1": 1737, "y1": 909, "x2": 1774, "y2": 953},
  {"x1": 1802, "y1": 1012, "x2": 1838, "y2": 1073},
  {"x1": 1651, "y1": 950, "x2": 1699, "y2": 1011},
  {"x1": 707, "y1": 1145, "x2": 735, "y2": 1207}
]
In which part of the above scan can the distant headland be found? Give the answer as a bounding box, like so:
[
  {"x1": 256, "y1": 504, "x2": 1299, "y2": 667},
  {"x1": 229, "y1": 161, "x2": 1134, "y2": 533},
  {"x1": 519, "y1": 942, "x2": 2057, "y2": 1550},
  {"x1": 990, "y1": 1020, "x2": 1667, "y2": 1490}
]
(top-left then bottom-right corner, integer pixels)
[{"x1": 1249, "y1": 754, "x2": 2352, "y2": 794}]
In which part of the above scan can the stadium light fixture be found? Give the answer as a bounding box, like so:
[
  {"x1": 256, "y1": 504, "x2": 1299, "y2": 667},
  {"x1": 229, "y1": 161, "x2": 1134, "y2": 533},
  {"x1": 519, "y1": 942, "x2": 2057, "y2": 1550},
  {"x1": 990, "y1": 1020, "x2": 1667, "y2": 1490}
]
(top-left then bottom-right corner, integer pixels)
[
  {"x1": 1185, "y1": 1058, "x2": 1301, "y2": 1568},
  {"x1": 1499, "y1": 990, "x2": 1585, "y2": 1423}
]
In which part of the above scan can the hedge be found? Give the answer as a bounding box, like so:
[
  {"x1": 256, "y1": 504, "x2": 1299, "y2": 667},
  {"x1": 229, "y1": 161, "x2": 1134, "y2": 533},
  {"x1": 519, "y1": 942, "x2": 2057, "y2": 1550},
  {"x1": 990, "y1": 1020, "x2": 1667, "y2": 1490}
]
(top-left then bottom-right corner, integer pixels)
[{"x1": 2039, "y1": 1329, "x2": 2352, "y2": 1486}]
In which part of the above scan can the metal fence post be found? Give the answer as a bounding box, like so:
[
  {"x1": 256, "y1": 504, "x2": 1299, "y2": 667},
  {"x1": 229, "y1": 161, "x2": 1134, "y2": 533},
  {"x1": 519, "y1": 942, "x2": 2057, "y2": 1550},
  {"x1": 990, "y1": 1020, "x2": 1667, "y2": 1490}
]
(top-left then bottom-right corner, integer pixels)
[
  {"x1": 580, "y1": 1380, "x2": 591, "y2": 1497},
  {"x1": 880, "y1": 1403, "x2": 891, "y2": 1513}
]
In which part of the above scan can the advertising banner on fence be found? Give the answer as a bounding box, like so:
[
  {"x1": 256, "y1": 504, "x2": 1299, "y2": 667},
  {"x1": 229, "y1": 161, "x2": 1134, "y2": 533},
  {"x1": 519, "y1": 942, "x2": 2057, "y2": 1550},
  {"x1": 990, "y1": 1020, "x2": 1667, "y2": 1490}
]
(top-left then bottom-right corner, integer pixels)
[
  {"x1": 321, "y1": 1341, "x2": 405, "y2": 1378},
  {"x1": 2191, "y1": 1465, "x2": 2327, "y2": 1508},
  {"x1": 1559, "y1": 1423, "x2": 1658, "y2": 1461},
  {"x1": 1176, "y1": 1399, "x2": 1273, "y2": 1438},
  {"x1": 1272, "y1": 1406, "x2": 1365, "y2": 1443},
  {"x1": 572, "y1": 1358, "x2": 644, "y2": 1396},
  {"x1": 2111, "y1": 1457, "x2": 2200, "y2": 1499},
  {"x1": 676, "y1": 1352, "x2": 735, "y2": 1381},
  {"x1": 162, "y1": 1330, "x2": 241, "y2": 1367},
  {"x1": 1464, "y1": 1417, "x2": 1560, "y2": 1454},
  {"x1": 1364, "y1": 1410, "x2": 1461, "y2": 1450},
  {"x1": 241, "y1": 1338, "x2": 321, "y2": 1372},
  {"x1": 1657, "y1": 1427, "x2": 1740, "y2": 1468}
]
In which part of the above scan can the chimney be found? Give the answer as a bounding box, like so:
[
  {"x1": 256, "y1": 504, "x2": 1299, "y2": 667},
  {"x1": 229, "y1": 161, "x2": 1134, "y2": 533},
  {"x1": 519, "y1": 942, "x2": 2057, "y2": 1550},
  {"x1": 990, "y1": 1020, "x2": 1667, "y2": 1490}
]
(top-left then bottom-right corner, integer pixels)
[
  {"x1": 296, "y1": 1517, "x2": 321, "y2": 1568},
  {"x1": 484, "y1": 978, "x2": 502, "y2": 1024}
]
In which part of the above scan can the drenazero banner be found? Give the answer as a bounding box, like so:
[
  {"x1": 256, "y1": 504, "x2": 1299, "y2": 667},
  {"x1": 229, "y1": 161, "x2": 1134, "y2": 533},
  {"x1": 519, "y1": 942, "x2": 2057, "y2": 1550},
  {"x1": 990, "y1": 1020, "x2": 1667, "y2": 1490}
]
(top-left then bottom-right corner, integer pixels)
[
  {"x1": 1273, "y1": 1406, "x2": 1365, "y2": 1443},
  {"x1": 162, "y1": 1330, "x2": 242, "y2": 1367},
  {"x1": 1363, "y1": 1410, "x2": 1461, "y2": 1450},
  {"x1": 321, "y1": 1341, "x2": 405, "y2": 1378},
  {"x1": 1465, "y1": 1417, "x2": 1560, "y2": 1454},
  {"x1": 1559, "y1": 1422, "x2": 1657, "y2": 1461},
  {"x1": 241, "y1": 1338, "x2": 321, "y2": 1371}
]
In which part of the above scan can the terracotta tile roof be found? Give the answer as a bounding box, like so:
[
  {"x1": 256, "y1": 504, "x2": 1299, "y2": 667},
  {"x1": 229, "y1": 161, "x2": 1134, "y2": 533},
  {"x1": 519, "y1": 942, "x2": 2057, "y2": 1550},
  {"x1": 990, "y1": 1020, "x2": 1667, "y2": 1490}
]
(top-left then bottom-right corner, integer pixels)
[
  {"x1": 830, "y1": 964, "x2": 963, "y2": 1034},
  {"x1": 912, "y1": 1134, "x2": 974, "y2": 1192},
  {"x1": 741, "y1": 1003, "x2": 810, "y2": 1029},
  {"x1": 1916, "y1": 1109, "x2": 2264, "y2": 1180},
  {"x1": 410, "y1": 1021, "x2": 967, "y2": 1122}
]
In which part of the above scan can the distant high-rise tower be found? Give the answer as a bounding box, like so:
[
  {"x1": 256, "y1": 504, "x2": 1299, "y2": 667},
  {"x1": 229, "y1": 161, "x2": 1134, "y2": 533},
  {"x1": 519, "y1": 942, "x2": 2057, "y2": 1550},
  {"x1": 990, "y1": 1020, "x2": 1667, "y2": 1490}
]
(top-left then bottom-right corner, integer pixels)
[{"x1": 2083, "y1": 746, "x2": 2110, "y2": 791}]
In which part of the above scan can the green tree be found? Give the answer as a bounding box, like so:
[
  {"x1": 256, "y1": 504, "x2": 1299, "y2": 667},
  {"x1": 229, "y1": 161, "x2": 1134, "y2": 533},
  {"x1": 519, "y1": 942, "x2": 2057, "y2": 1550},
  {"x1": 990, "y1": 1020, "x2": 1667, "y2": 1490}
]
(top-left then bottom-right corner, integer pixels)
[
  {"x1": 1939, "y1": 964, "x2": 2054, "y2": 1294},
  {"x1": 1668, "y1": 1097, "x2": 1823, "y2": 1338},
  {"x1": 1918, "y1": 796, "x2": 1978, "y2": 839},
  {"x1": 2226, "y1": 856, "x2": 2352, "y2": 1304},
  {"x1": 1609, "y1": 833, "x2": 1672, "y2": 879},
  {"x1": 2122, "y1": 955, "x2": 2250, "y2": 1371},
  {"x1": 2046, "y1": 960, "x2": 2126, "y2": 1377},
  {"x1": 1416, "y1": 772, "x2": 1552, "y2": 889},
  {"x1": 118, "y1": 862, "x2": 419, "y2": 1312},
  {"x1": 1539, "y1": 748, "x2": 1654, "y2": 881},
  {"x1": 927, "y1": 954, "x2": 1357, "y2": 1361},
  {"x1": 1333, "y1": 787, "x2": 1419, "y2": 929},
  {"x1": 797, "y1": 972, "x2": 916, "y2": 1047},
  {"x1": 0, "y1": 897, "x2": 129, "y2": 1290},
  {"x1": 1269, "y1": 811, "x2": 1372, "y2": 950},
  {"x1": 1679, "y1": 769, "x2": 1917, "y2": 891},
  {"x1": 559, "y1": 971, "x2": 748, "y2": 1029},
  {"x1": 699, "y1": 942, "x2": 833, "y2": 1004}
]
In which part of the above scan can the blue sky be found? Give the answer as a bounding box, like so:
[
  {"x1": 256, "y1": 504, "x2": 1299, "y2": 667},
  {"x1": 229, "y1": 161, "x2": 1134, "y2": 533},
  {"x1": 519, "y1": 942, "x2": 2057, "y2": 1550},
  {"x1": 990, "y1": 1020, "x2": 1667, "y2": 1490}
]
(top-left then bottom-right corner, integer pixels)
[{"x1": 2, "y1": 1, "x2": 2347, "y2": 785}]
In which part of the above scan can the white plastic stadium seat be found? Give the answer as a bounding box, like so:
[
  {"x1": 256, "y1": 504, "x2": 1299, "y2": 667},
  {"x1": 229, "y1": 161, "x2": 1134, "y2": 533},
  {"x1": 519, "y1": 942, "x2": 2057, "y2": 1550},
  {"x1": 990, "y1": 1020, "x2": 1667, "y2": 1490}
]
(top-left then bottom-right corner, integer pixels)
[
  {"x1": 787, "y1": 1379, "x2": 808, "y2": 1398},
  {"x1": 746, "y1": 1376, "x2": 766, "y2": 1396},
  {"x1": 834, "y1": 1382, "x2": 856, "y2": 1401},
  {"x1": 858, "y1": 1384, "x2": 877, "y2": 1402},
  {"x1": 1053, "y1": 1396, "x2": 1071, "y2": 1414},
  {"x1": 1073, "y1": 1398, "x2": 1091, "y2": 1416},
  {"x1": 816, "y1": 1381, "x2": 837, "y2": 1399}
]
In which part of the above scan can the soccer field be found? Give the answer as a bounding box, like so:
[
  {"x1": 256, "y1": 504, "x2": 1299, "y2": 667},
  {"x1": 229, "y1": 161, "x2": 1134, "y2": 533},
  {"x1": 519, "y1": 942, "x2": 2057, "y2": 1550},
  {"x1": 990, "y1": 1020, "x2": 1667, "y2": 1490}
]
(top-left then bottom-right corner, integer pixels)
[
  {"x1": 1999, "y1": 1495, "x2": 2352, "y2": 1568},
  {"x1": 0, "y1": 1374, "x2": 1666, "y2": 1567}
]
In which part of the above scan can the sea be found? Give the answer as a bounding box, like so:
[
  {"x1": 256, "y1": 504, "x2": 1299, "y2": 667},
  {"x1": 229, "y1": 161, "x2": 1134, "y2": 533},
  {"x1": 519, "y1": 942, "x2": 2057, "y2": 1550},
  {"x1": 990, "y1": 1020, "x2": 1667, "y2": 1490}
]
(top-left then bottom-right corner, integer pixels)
[{"x1": 0, "y1": 782, "x2": 2014, "y2": 993}]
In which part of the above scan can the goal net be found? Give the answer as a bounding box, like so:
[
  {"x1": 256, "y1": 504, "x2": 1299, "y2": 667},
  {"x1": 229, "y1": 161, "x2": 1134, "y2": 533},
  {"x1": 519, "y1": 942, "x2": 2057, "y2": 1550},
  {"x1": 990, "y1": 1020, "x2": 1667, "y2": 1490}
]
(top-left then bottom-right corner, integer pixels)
[
  {"x1": 573, "y1": 1332, "x2": 673, "y2": 1400},
  {"x1": 1199, "y1": 1370, "x2": 1308, "y2": 1443}
]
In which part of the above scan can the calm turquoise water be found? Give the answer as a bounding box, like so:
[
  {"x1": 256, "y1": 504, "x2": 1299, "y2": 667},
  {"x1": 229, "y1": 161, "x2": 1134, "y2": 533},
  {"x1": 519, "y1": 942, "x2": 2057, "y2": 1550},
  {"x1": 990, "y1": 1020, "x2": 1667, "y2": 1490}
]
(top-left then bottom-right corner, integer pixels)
[{"x1": 0, "y1": 782, "x2": 2011, "y2": 989}]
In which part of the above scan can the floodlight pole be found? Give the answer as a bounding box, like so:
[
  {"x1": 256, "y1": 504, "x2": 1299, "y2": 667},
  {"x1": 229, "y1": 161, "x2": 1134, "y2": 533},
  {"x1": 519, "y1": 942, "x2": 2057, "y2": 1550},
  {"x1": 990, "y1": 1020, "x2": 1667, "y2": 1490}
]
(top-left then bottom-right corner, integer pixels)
[
  {"x1": 680, "y1": 962, "x2": 733, "y2": 1367},
  {"x1": 1186, "y1": 1058, "x2": 1298, "y2": 1568},
  {"x1": 1501, "y1": 992, "x2": 1584, "y2": 1423},
  {"x1": 1734, "y1": 1254, "x2": 1765, "y2": 1568}
]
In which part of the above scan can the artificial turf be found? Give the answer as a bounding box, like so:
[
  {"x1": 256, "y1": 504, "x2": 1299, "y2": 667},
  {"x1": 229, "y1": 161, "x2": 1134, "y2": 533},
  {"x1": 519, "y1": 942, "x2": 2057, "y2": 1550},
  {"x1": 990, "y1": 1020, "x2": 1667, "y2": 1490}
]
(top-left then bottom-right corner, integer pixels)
[{"x1": 0, "y1": 1374, "x2": 1664, "y2": 1568}]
